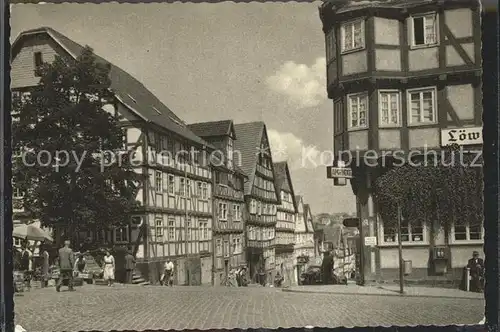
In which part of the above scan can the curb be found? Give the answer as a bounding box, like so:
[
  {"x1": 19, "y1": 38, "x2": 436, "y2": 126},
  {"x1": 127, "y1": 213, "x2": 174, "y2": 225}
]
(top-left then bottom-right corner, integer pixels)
[{"x1": 281, "y1": 288, "x2": 484, "y2": 301}]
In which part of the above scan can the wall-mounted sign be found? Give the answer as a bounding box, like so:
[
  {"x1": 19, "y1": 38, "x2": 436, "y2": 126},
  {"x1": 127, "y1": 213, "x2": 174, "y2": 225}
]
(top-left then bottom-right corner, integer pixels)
[
  {"x1": 327, "y1": 166, "x2": 353, "y2": 179},
  {"x1": 364, "y1": 236, "x2": 377, "y2": 247},
  {"x1": 441, "y1": 127, "x2": 483, "y2": 146}
]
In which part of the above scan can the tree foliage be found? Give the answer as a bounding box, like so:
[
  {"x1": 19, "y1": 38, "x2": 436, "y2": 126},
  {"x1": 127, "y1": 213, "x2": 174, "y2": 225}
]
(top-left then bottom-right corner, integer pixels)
[
  {"x1": 13, "y1": 47, "x2": 142, "y2": 234},
  {"x1": 374, "y1": 145, "x2": 483, "y2": 234}
]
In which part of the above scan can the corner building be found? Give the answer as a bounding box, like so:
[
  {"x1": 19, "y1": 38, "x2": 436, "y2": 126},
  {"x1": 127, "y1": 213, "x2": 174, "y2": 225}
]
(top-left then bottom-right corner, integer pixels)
[{"x1": 319, "y1": 0, "x2": 483, "y2": 284}]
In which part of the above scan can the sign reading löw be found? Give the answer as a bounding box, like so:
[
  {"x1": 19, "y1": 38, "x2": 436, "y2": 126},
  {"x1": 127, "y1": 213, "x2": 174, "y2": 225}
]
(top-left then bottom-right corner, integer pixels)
[{"x1": 441, "y1": 127, "x2": 483, "y2": 146}]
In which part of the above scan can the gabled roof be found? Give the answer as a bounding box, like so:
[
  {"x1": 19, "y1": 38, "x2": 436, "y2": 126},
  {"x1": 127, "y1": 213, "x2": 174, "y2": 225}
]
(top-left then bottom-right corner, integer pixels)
[
  {"x1": 294, "y1": 195, "x2": 303, "y2": 208},
  {"x1": 273, "y1": 161, "x2": 298, "y2": 212},
  {"x1": 304, "y1": 204, "x2": 313, "y2": 232},
  {"x1": 12, "y1": 27, "x2": 209, "y2": 147},
  {"x1": 188, "y1": 120, "x2": 235, "y2": 139},
  {"x1": 234, "y1": 121, "x2": 279, "y2": 197}
]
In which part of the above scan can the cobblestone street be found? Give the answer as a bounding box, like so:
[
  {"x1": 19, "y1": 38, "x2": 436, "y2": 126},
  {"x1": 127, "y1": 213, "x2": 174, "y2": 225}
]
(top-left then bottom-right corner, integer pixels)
[{"x1": 14, "y1": 285, "x2": 484, "y2": 331}]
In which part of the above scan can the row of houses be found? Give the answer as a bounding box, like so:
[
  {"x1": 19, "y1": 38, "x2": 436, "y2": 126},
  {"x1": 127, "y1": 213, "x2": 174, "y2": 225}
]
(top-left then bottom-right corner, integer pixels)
[{"x1": 11, "y1": 27, "x2": 316, "y2": 286}]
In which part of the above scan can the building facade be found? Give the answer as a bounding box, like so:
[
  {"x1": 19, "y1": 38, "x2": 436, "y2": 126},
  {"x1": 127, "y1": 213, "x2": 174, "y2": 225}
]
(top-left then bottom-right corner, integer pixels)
[
  {"x1": 11, "y1": 27, "x2": 215, "y2": 285},
  {"x1": 234, "y1": 122, "x2": 280, "y2": 284},
  {"x1": 188, "y1": 120, "x2": 247, "y2": 285},
  {"x1": 319, "y1": 0, "x2": 483, "y2": 284},
  {"x1": 293, "y1": 196, "x2": 315, "y2": 283},
  {"x1": 273, "y1": 162, "x2": 298, "y2": 286}
]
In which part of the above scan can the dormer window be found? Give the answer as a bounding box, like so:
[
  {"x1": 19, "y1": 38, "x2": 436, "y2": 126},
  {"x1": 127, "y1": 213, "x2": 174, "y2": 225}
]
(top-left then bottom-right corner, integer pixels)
[
  {"x1": 340, "y1": 19, "x2": 365, "y2": 53},
  {"x1": 227, "y1": 137, "x2": 234, "y2": 170},
  {"x1": 33, "y1": 52, "x2": 43, "y2": 77}
]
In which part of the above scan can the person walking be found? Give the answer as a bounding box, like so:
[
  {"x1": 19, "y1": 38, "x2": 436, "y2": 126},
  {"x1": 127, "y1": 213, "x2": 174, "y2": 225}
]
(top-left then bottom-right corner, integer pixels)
[
  {"x1": 39, "y1": 242, "x2": 50, "y2": 288},
  {"x1": 56, "y1": 239, "x2": 75, "y2": 292},
  {"x1": 467, "y1": 251, "x2": 485, "y2": 292},
  {"x1": 20, "y1": 241, "x2": 33, "y2": 291},
  {"x1": 124, "y1": 248, "x2": 136, "y2": 284},
  {"x1": 102, "y1": 250, "x2": 115, "y2": 287}
]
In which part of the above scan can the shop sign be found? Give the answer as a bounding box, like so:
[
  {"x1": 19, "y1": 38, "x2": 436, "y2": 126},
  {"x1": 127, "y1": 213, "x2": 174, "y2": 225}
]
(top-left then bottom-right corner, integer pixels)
[{"x1": 441, "y1": 127, "x2": 483, "y2": 146}]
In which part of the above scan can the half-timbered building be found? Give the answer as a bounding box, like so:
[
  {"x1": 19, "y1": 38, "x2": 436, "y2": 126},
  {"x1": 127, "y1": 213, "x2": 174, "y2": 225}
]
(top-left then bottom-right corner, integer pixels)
[
  {"x1": 234, "y1": 122, "x2": 280, "y2": 284},
  {"x1": 293, "y1": 196, "x2": 315, "y2": 283},
  {"x1": 273, "y1": 162, "x2": 298, "y2": 286},
  {"x1": 319, "y1": 0, "x2": 483, "y2": 284},
  {"x1": 188, "y1": 120, "x2": 248, "y2": 285},
  {"x1": 11, "y1": 27, "x2": 214, "y2": 285}
]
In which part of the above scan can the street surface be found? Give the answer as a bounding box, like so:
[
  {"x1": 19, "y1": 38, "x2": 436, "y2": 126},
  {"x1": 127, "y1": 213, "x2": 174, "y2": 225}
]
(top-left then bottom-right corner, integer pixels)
[{"x1": 14, "y1": 285, "x2": 484, "y2": 331}]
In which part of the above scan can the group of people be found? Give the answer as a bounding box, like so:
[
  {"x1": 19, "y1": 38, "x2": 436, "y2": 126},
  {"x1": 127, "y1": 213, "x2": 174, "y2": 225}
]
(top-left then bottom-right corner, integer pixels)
[{"x1": 15, "y1": 238, "x2": 137, "y2": 291}]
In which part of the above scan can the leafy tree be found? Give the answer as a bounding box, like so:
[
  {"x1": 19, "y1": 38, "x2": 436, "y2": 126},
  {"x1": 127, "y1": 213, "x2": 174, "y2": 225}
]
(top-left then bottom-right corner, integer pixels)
[
  {"x1": 374, "y1": 145, "x2": 483, "y2": 237},
  {"x1": 12, "y1": 47, "x2": 142, "y2": 241}
]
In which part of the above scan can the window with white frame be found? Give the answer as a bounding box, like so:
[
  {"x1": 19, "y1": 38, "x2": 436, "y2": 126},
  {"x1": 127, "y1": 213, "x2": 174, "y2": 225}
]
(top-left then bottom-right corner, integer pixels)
[
  {"x1": 453, "y1": 222, "x2": 483, "y2": 241},
  {"x1": 114, "y1": 226, "x2": 129, "y2": 243},
  {"x1": 13, "y1": 185, "x2": 24, "y2": 199},
  {"x1": 168, "y1": 174, "x2": 175, "y2": 195},
  {"x1": 168, "y1": 219, "x2": 175, "y2": 241},
  {"x1": 218, "y1": 202, "x2": 228, "y2": 220},
  {"x1": 196, "y1": 181, "x2": 202, "y2": 198},
  {"x1": 382, "y1": 219, "x2": 424, "y2": 243},
  {"x1": 408, "y1": 88, "x2": 437, "y2": 124},
  {"x1": 179, "y1": 178, "x2": 185, "y2": 196},
  {"x1": 227, "y1": 138, "x2": 234, "y2": 169},
  {"x1": 411, "y1": 13, "x2": 438, "y2": 47},
  {"x1": 379, "y1": 91, "x2": 401, "y2": 127},
  {"x1": 202, "y1": 183, "x2": 208, "y2": 199},
  {"x1": 216, "y1": 239, "x2": 222, "y2": 256},
  {"x1": 186, "y1": 218, "x2": 191, "y2": 240},
  {"x1": 233, "y1": 204, "x2": 241, "y2": 221},
  {"x1": 325, "y1": 29, "x2": 336, "y2": 62},
  {"x1": 155, "y1": 171, "x2": 162, "y2": 193},
  {"x1": 348, "y1": 93, "x2": 368, "y2": 129},
  {"x1": 186, "y1": 179, "x2": 191, "y2": 198},
  {"x1": 155, "y1": 218, "x2": 164, "y2": 239},
  {"x1": 223, "y1": 240, "x2": 230, "y2": 257},
  {"x1": 199, "y1": 220, "x2": 208, "y2": 240},
  {"x1": 341, "y1": 19, "x2": 365, "y2": 53},
  {"x1": 232, "y1": 236, "x2": 242, "y2": 254}
]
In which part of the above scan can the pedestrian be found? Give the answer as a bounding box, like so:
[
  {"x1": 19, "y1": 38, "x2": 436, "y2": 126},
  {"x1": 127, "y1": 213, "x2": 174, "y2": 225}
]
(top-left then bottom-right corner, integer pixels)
[
  {"x1": 56, "y1": 239, "x2": 75, "y2": 292},
  {"x1": 75, "y1": 252, "x2": 86, "y2": 273},
  {"x1": 467, "y1": 250, "x2": 485, "y2": 292},
  {"x1": 39, "y1": 242, "x2": 50, "y2": 288},
  {"x1": 124, "y1": 247, "x2": 136, "y2": 284},
  {"x1": 161, "y1": 259, "x2": 174, "y2": 286},
  {"x1": 274, "y1": 272, "x2": 284, "y2": 287},
  {"x1": 20, "y1": 240, "x2": 33, "y2": 291},
  {"x1": 102, "y1": 250, "x2": 115, "y2": 287}
]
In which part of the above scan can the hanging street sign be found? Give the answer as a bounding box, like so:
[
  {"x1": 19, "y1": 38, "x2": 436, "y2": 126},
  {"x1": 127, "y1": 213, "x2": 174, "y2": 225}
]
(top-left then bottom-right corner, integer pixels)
[{"x1": 327, "y1": 166, "x2": 353, "y2": 179}]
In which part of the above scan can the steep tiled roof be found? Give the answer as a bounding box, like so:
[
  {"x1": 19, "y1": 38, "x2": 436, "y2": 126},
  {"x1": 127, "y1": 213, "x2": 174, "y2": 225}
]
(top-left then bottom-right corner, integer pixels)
[
  {"x1": 188, "y1": 120, "x2": 234, "y2": 138},
  {"x1": 294, "y1": 195, "x2": 302, "y2": 207},
  {"x1": 12, "y1": 27, "x2": 208, "y2": 147},
  {"x1": 233, "y1": 122, "x2": 265, "y2": 195},
  {"x1": 273, "y1": 161, "x2": 297, "y2": 211}
]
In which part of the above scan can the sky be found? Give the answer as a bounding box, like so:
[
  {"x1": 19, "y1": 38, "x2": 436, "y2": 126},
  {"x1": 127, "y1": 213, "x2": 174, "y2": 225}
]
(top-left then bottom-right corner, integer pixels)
[{"x1": 11, "y1": 3, "x2": 356, "y2": 214}]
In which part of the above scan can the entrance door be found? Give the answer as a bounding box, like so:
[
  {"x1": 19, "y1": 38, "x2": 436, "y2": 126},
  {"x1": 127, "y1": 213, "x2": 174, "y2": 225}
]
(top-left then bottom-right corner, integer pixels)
[{"x1": 224, "y1": 260, "x2": 229, "y2": 278}]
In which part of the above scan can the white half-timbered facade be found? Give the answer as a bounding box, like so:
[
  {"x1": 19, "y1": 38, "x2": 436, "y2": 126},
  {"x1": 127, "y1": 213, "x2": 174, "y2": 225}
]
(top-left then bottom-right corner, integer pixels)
[
  {"x1": 188, "y1": 120, "x2": 247, "y2": 285},
  {"x1": 273, "y1": 162, "x2": 298, "y2": 286},
  {"x1": 11, "y1": 27, "x2": 214, "y2": 285},
  {"x1": 234, "y1": 122, "x2": 280, "y2": 284}
]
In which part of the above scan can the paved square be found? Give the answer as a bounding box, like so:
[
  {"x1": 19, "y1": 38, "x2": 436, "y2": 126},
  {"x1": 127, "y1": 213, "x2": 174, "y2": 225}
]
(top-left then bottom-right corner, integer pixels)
[{"x1": 14, "y1": 285, "x2": 484, "y2": 331}]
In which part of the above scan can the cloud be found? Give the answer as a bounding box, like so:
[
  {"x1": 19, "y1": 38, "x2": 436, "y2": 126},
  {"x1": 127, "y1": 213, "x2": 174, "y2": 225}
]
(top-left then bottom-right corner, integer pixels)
[
  {"x1": 267, "y1": 129, "x2": 326, "y2": 170},
  {"x1": 266, "y1": 57, "x2": 327, "y2": 109}
]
